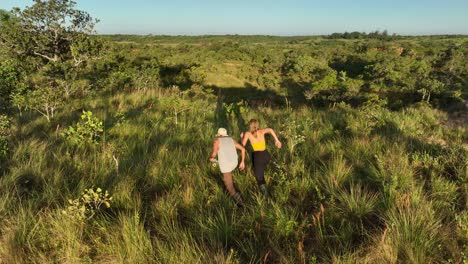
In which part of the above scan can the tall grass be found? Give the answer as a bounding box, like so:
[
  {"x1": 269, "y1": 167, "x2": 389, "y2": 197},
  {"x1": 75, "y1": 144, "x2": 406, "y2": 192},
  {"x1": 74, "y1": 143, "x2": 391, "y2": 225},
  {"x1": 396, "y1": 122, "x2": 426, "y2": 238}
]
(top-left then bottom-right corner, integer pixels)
[
  {"x1": 0, "y1": 89, "x2": 466, "y2": 263},
  {"x1": 375, "y1": 195, "x2": 443, "y2": 263}
]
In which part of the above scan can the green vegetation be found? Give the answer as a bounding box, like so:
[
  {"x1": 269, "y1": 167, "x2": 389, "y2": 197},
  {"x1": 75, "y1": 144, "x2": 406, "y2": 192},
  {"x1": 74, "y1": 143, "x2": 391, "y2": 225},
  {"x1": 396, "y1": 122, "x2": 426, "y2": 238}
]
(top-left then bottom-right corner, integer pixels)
[
  {"x1": 0, "y1": 1, "x2": 467, "y2": 263},
  {"x1": 62, "y1": 110, "x2": 104, "y2": 146}
]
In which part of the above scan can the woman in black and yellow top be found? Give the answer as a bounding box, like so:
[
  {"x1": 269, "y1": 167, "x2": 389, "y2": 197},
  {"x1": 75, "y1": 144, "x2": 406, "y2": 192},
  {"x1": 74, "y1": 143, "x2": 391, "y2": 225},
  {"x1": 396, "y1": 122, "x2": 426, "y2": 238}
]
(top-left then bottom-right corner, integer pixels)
[{"x1": 241, "y1": 119, "x2": 282, "y2": 195}]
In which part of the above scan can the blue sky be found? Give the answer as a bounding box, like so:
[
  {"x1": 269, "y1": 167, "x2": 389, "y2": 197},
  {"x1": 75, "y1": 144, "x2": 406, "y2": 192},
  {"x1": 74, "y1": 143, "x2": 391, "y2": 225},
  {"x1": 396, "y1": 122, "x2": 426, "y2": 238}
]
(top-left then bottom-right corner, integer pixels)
[{"x1": 1, "y1": 0, "x2": 467, "y2": 35}]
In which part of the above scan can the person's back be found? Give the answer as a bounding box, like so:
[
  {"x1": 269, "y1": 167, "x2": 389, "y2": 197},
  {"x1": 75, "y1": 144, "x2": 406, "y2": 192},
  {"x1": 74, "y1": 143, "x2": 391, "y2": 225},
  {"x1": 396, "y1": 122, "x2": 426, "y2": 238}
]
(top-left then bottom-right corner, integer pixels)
[
  {"x1": 217, "y1": 136, "x2": 238, "y2": 173},
  {"x1": 209, "y1": 128, "x2": 246, "y2": 207},
  {"x1": 248, "y1": 130, "x2": 267, "y2": 151}
]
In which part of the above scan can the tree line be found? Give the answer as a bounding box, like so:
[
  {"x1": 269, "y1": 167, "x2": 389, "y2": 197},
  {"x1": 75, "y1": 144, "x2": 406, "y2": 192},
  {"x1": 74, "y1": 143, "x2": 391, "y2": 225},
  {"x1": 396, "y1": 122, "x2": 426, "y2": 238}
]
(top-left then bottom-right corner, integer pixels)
[
  {"x1": 1, "y1": 0, "x2": 467, "y2": 122},
  {"x1": 328, "y1": 30, "x2": 399, "y2": 40}
]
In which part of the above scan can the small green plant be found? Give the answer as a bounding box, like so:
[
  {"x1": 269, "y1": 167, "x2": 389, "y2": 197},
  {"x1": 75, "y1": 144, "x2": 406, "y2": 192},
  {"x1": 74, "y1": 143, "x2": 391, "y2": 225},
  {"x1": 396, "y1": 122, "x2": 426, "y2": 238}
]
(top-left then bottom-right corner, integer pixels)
[
  {"x1": 223, "y1": 102, "x2": 236, "y2": 118},
  {"x1": 114, "y1": 111, "x2": 126, "y2": 126},
  {"x1": 0, "y1": 138, "x2": 8, "y2": 161},
  {"x1": 271, "y1": 204, "x2": 298, "y2": 239},
  {"x1": 455, "y1": 211, "x2": 468, "y2": 239},
  {"x1": 0, "y1": 115, "x2": 10, "y2": 161},
  {"x1": 272, "y1": 161, "x2": 288, "y2": 183},
  {"x1": 182, "y1": 84, "x2": 216, "y2": 100},
  {"x1": 223, "y1": 100, "x2": 248, "y2": 120},
  {"x1": 280, "y1": 118, "x2": 306, "y2": 156},
  {"x1": 62, "y1": 110, "x2": 104, "y2": 145},
  {"x1": 0, "y1": 115, "x2": 9, "y2": 136},
  {"x1": 62, "y1": 188, "x2": 112, "y2": 221},
  {"x1": 159, "y1": 92, "x2": 190, "y2": 126}
]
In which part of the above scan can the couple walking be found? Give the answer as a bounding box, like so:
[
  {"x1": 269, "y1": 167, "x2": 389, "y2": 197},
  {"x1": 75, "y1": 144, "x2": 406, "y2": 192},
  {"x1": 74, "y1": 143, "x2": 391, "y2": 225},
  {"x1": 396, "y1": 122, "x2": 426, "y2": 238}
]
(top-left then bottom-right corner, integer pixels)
[{"x1": 209, "y1": 119, "x2": 282, "y2": 206}]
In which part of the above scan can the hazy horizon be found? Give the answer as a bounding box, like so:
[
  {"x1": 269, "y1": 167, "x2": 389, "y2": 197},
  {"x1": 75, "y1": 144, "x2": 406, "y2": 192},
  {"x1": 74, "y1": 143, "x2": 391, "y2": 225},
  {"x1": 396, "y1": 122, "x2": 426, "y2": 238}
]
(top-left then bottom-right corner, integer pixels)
[{"x1": 1, "y1": 0, "x2": 468, "y2": 36}]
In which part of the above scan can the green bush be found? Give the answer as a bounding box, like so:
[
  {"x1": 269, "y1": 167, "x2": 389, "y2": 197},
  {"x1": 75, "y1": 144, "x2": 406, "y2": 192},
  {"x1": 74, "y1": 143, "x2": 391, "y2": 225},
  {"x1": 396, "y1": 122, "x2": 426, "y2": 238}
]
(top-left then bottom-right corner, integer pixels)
[
  {"x1": 62, "y1": 187, "x2": 112, "y2": 221},
  {"x1": 62, "y1": 110, "x2": 104, "y2": 146},
  {"x1": 0, "y1": 59, "x2": 25, "y2": 108}
]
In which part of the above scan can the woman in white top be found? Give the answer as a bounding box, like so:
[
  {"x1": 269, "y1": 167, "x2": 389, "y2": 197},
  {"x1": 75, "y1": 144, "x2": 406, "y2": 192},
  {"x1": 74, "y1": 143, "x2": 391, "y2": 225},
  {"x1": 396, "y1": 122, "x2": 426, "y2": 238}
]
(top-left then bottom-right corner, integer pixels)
[{"x1": 209, "y1": 128, "x2": 246, "y2": 206}]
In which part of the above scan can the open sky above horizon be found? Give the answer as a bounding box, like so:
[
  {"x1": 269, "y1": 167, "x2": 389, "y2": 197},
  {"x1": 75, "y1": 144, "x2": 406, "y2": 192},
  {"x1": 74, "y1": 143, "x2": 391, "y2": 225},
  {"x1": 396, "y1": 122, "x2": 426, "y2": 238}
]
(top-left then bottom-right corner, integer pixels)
[{"x1": 1, "y1": 0, "x2": 468, "y2": 35}]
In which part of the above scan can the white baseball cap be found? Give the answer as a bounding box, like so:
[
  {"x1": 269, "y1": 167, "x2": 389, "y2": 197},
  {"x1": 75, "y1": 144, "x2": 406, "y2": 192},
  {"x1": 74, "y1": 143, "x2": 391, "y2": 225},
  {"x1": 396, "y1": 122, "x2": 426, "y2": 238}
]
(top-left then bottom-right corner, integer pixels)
[{"x1": 216, "y1": 128, "x2": 228, "y2": 137}]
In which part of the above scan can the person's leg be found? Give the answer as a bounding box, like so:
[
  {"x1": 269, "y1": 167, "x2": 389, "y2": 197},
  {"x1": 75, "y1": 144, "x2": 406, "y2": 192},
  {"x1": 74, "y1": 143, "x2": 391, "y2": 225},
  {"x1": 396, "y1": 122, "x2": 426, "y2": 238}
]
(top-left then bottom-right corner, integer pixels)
[
  {"x1": 253, "y1": 151, "x2": 270, "y2": 196},
  {"x1": 254, "y1": 163, "x2": 266, "y2": 186},
  {"x1": 262, "y1": 151, "x2": 271, "y2": 182},
  {"x1": 252, "y1": 152, "x2": 266, "y2": 186},
  {"x1": 223, "y1": 172, "x2": 237, "y2": 196},
  {"x1": 223, "y1": 172, "x2": 243, "y2": 206}
]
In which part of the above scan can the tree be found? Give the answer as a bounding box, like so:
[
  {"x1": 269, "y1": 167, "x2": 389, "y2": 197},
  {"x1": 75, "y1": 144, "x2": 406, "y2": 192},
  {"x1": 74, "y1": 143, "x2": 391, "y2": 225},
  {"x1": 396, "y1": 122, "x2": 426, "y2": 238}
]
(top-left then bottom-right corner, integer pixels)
[
  {"x1": 0, "y1": 9, "x2": 13, "y2": 34},
  {"x1": 25, "y1": 85, "x2": 64, "y2": 122},
  {"x1": 305, "y1": 71, "x2": 363, "y2": 106},
  {"x1": 0, "y1": 9, "x2": 12, "y2": 31},
  {"x1": 0, "y1": 0, "x2": 103, "y2": 121},
  {"x1": 0, "y1": 59, "x2": 26, "y2": 110},
  {"x1": 284, "y1": 54, "x2": 332, "y2": 82},
  {"x1": 0, "y1": 0, "x2": 100, "y2": 64},
  {"x1": 160, "y1": 95, "x2": 190, "y2": 126}
]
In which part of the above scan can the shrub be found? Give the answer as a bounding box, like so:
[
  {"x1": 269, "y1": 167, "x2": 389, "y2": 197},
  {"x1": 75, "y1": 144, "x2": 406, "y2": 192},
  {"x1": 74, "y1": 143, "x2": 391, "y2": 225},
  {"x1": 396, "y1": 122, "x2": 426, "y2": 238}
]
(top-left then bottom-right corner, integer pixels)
[
  {"x1": 134, "y1": 66, "x2": 161, "y2": 92},
  {"x1": 0, "y1": 138, "x2": 8, "y2": 162},
  {"x1": 279, "y1": 117, "x2": 306, "y2": 156},
  {"x1": 318, "y1": 153, "x2": 352, "y2": 193},
  {"x1": 107, "y1": 71, "x2": 134, "y2": 91},
  {"x1": 272, "y1": 161, "x2": 289, "y2": 184},
  {"x1": 455, "y1": 211, "x2": 468, "y2": 240},
  {"x1": 0, "y1": 115, "x2": 10, "y2": 162},
  {"x1": 0, "y1": 115, "x2": 8, "y2": 134},
  {"x1": 62, "y1": 187, "x2": 112, "y2": 221},
  {"x1": 333, "y1": 184, "x2": 380, "y2": 232},
  {"x1": 0, "y1": 59, "x2": 25, "y2": 109},
  {"x1": 379, "y1": 200, "x2": 443, "y2": 263},
  {"x1": 62, "y1": 110, "x2": 104, "y2": 146}
]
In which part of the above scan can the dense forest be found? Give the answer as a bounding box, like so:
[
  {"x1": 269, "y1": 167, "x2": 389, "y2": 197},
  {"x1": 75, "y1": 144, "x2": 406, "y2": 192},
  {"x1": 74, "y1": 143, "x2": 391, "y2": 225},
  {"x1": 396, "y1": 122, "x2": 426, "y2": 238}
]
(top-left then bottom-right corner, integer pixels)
[{"x1": 0, "y1": 0, "x2": 467, "y2": 263}]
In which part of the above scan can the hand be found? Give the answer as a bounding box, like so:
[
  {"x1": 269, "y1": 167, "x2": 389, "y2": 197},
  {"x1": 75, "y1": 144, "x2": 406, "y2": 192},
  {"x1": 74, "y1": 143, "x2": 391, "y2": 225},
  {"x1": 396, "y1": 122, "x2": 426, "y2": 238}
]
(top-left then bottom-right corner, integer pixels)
[
  {"x1": 275, "y1": 140, "x2": 282, "y2": 149},
  {"x1": 240, "y1": 132, "x2": 244, "y2": 139},
  {"x1": 209, "y1": 158, "x2": 217, "y2": 163},
  {"x1": 239, "y1": 161, "x2": 245, "y2": 171}
]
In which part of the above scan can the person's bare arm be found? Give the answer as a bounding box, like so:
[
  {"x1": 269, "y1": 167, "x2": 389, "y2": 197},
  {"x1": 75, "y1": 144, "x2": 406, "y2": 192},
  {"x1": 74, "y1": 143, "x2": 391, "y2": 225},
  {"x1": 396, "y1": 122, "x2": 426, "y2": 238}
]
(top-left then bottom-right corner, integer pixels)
[
  {"x1": 241, "y1": 132, "x2": 250, "y2": 147},
  {"x1": 234, "y1": 140, "x2": 246, "y2": 171},
  {"x1": 209, "y1": 139, "x2": 219, "y2": 161},
  {"x1": 263, "y1": 128, "x2": 282, "y2": 148}
]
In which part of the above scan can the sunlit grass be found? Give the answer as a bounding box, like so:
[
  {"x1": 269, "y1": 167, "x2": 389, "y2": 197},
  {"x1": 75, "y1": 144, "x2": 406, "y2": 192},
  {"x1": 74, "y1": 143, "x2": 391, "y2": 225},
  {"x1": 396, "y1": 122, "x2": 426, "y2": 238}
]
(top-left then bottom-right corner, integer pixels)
[{"x1": 0, "y1": 88, "x2": 466, "y2": 262}]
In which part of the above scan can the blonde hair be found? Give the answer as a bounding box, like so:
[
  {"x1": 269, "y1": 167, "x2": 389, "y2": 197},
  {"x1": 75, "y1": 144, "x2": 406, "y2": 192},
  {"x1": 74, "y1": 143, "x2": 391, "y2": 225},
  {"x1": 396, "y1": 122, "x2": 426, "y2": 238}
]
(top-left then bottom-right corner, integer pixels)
[{"x1": 249, "y1": 119, "x2": 259, "y2": 134}]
